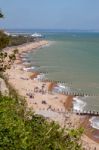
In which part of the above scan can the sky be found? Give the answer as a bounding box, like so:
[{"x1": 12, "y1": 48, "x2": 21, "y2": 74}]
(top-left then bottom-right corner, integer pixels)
[{"x1": 0, "y1": 0, "x2": 99, "y2": 30}]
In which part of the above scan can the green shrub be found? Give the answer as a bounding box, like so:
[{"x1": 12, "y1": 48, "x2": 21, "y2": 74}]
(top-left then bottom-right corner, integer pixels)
[{"x1": 0, "y1": 95, "x2": 83, "y2": 150}]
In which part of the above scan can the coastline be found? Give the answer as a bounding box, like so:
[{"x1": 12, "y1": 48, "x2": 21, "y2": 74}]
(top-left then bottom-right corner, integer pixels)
[
  {"x1": 4, "y1": 40, "x2": 76, "y2": 126},
  {"x1": 3, "y1": 40, "x2": 99, "y2": 149}
]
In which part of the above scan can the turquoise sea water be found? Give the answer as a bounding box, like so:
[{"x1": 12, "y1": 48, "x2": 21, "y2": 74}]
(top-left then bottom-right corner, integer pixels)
[
  {"x1": 27, "y1": 32, "x2": 99, "y2": 95},
  {"x1": 8, "y1": 30, "x2": 99, "y2": 112},
  {"x1": 27, "y1": 31, "x2": 99, "y2": 113}
]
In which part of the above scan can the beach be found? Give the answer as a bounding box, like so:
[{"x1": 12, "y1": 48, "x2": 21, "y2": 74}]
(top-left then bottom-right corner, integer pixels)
[
  {"x1": 4, "y1": 40, "x2": 78, "y2": 127},
  {"x1": 4, "y1": 40, "x2": 99, "y2": 149}
]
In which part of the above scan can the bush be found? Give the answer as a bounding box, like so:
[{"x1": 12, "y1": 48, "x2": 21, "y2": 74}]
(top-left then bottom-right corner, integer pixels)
[
  {"x1": 0, "y1": 31, "x2": 10, "y2": 50},
  {"x1": 0, "y1": 95, "x2": 83, "y2": 150}
]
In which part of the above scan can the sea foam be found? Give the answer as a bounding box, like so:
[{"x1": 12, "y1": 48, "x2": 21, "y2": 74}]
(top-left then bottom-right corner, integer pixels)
[
  {"x1": 35, "y1": 73, "x2": 46, "y2": 81},
  {"x1": 89, "y1": 117, "x2": 99, "y2": 130},
  {"x1": 23, "y1": 66, "x2": 36, "y2": 71},
  {"x1": 73, "y1": 97, "x2": 86, "y2": 112},
  {"x1": 53, "y1": 83, "x2": 73, "y2": 94}
]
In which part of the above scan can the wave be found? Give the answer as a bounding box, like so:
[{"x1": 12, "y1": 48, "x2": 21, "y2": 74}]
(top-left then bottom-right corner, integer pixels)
[
  {"x1": 58, "y1": 83, "x2": 71, "y2": 91},
  {"x1": 58, "y1": 83, "x2": 71, "y2": 90},
  {"x1": 21, "y1": 58, "x2": 28, "y2": 61},
  {"x1": 23, "y1": 66, "x2": 37, "y2": 71},
  {"x1": 53, "y1": 83, "x2": 71, "y2": 93},
  {"x1": 22, "y1": 62, "x2": 30, "y2": 65},
  {"x1": 35, "y1": 73, "x2": 46, "y2": 81},
  {"x1": 73, "y1": 97, "x2": 86, "y2": 112},
  {"x1": 89, "y1": 117, "x2": 99, "y2": 130}
]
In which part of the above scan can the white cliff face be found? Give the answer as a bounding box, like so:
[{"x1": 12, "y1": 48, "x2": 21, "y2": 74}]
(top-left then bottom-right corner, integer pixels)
[{"x1": 0, "y1": 78, "x2": 9, "y2": 95}]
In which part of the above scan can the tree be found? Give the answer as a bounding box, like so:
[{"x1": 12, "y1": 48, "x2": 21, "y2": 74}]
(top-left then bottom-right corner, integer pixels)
[
  {"x1": 0, "y1": 10, "x2": 9, "y2": 50},
  {"x1": 0, "y1": 10, "x2": 3, "y2": 18},
  {"x1": 0, "y1": 31, "x2": 10, "y2": 50}
]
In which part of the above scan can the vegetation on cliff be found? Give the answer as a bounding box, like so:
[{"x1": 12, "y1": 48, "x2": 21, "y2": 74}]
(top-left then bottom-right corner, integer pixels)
[{"x1": 0, "y1": 94, "x2": 83, "y2": 150}]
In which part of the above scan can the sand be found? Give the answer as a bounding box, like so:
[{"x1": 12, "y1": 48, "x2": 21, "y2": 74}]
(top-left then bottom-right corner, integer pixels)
[{"x1": 4, "y1": 40, "x2": 99, "y2": 149}]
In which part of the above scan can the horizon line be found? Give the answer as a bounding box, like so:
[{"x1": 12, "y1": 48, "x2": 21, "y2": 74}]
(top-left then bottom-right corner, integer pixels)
[{"x1": 2, "y1": 28, "x2": 99, "y2": 33}]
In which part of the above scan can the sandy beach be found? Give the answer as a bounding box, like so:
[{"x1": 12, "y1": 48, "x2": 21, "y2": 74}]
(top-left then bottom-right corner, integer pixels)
[
  {"x1": 4, "y1": 40, "x2": 77, "y2": 127},
  {"x1": 4, "y1": 40, "x2": 99, "y2": 149}
]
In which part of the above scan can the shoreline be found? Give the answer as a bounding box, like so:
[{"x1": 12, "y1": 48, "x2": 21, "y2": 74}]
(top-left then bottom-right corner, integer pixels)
[{"x1": 4, "y1": 40, "x2": 99, "y2": 149}]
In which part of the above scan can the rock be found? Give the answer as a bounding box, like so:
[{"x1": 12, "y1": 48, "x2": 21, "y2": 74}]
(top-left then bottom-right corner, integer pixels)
[{"x1": 0, "y1": 78, "x2": 9, "y2": 95}]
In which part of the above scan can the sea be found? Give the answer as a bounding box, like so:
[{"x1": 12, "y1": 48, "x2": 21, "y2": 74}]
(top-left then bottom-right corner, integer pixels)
[{"x1": 7, "y1": 29, "x2": 99, "y2": 129}]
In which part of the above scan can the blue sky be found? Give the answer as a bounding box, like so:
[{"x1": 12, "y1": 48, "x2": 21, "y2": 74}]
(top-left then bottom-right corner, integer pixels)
[{"x1": 0, "y1": 0, "x2": 99, "y2": 30}]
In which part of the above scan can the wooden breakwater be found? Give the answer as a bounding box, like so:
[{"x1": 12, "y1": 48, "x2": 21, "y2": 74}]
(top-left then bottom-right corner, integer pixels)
[
  {"x1": 75, "y1": 110, "x2": 99, "y2": 116},
  {"x1": 35, "y1": 76, "x2": 96, "y2": 97}
]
